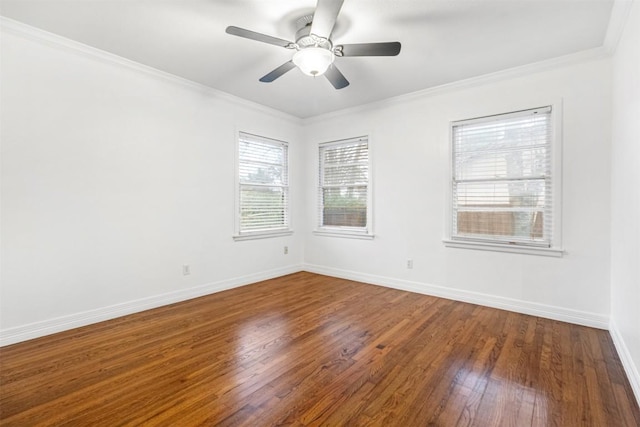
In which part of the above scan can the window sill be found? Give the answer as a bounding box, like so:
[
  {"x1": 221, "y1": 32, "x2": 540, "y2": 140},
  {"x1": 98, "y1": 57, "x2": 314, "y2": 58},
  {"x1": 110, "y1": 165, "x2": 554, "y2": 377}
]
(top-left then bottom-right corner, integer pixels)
[
  {"x1": 443, "y1": 239, "x2": 564, "y2": 257},
  {"x1": 313, "y1": 230, "x2": 375, "y2": 240},
  {"x1": 233, "y1": 230, "x2": 293, "y2": 241}
]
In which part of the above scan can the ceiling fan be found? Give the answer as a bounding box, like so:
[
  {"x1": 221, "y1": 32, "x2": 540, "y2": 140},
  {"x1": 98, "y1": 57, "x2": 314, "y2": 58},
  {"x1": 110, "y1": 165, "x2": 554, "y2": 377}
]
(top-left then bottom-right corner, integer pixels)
[{"x1": 225, "y1": 0, "x2": 401, "y2": 89}]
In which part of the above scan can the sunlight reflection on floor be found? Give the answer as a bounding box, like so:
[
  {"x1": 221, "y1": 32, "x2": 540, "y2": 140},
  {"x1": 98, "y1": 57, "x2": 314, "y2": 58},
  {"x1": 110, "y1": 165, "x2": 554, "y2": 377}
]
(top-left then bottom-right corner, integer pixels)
[{"x1": 452, "y1": 367, "x2": 548, "y2": 425}]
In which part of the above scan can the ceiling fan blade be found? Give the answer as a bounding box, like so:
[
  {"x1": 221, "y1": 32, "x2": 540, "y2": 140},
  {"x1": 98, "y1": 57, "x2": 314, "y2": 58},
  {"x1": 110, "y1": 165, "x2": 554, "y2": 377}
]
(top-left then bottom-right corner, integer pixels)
[
  {"x1": 337, "y1": 42, "x2": 402, "y2": 57},
  {"x1": 259, "y1": 61, "x2": 296, "y2": 83},
  {"x1": 226, "y1": 26, "x2": 293, "y2": 48},
  {"x1": 324, "y1": 64, "x2": 349, "y2": 89},
  {"x1": 310, "y1": 0, "x2": 344, "y2": 39}
]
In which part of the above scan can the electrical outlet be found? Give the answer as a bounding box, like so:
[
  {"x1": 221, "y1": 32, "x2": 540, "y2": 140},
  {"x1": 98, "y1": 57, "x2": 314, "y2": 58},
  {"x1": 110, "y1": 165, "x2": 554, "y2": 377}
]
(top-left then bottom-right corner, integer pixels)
[
  {"x1": 284, "y1": 246, "x2": 289, "y2": 255},
  {"x1": 407, "y1": 259, "x2": 413, "y2": 269},
  {"x1": 182, "y1": 264, "x2": 191, "y2": 276}
]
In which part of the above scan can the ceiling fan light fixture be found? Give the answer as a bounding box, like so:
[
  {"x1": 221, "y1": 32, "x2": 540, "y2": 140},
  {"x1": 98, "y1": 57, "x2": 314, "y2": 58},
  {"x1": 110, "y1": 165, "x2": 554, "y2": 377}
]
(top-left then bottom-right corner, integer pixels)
[{"x1": 292, "y1": 47, "x2": 335, "y2": 76}]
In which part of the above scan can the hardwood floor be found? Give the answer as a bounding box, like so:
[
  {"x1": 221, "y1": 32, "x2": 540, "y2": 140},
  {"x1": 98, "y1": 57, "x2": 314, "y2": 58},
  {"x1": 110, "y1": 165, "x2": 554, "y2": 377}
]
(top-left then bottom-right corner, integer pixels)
[{"x1": 1, "y1": 272, "x2": 639, "y2": 426}]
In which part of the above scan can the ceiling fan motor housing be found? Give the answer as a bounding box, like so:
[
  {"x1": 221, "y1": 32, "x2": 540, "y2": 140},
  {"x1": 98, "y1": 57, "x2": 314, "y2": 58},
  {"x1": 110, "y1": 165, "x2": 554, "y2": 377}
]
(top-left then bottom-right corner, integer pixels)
[{"x1": 295, "y1": 14, "x2": 332, "y2": 50}]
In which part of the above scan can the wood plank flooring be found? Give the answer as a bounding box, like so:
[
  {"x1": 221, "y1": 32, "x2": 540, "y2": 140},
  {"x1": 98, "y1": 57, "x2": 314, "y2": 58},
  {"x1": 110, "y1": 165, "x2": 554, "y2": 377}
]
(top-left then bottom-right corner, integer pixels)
[{"x1": 1, "y1": 272, "x2": 639, "y2": 426}]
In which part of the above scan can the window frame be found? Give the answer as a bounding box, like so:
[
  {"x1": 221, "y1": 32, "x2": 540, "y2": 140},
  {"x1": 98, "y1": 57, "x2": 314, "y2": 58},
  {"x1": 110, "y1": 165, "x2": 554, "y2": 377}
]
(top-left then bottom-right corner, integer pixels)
[
  {"x1": 233, "y1": 131, "x2": 292, "y2": 241},
  {"x1": 314, "y1": 136, "x2": 374, "y2": 240},
  {"x1": 444, "y1": 103, "x2": 563, "y2": 257}
]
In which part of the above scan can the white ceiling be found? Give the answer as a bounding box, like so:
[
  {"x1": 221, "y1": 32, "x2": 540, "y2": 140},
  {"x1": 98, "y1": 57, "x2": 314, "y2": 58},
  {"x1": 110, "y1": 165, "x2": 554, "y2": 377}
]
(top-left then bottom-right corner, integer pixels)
[{"x1": 0, "y1": 0, "x2": 615, "y2": 118}]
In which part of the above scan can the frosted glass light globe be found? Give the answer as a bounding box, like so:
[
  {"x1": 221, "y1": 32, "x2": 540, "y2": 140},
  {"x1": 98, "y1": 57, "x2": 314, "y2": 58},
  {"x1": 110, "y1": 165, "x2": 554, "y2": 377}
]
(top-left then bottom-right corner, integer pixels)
[{"x1": 292, "y1": 47, "x2": 335, "y2": 76}]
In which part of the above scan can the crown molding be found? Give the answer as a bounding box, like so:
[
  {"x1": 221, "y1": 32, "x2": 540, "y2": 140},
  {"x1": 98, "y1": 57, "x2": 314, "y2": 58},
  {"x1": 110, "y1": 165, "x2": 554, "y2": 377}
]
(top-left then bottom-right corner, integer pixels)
[
  {"x1": 2, "y1": 0, "x2": 628, "y2": 126},
  {"x1": 603, "y1": 0, "x2": 635, "y2": 54},
  {"x1": 302, "y1": 46, "x2": 609, "y2": 125},
  {"x1": 0, "y1": 17, "x2": 300, "y2": 124}
]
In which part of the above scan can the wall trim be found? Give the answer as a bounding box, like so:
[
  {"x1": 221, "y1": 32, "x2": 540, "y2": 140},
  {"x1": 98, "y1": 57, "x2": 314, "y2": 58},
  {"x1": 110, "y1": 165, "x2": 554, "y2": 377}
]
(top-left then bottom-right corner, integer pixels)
[
  {"x1": 1, "y1": 265, "x2": 610, "y2": 346},
  {"x1": 7, "y1": 264, "x2": 636, "y2": 403},
  {"x1": 609, "y1": 318, "x2": 640, "y2": 406},
  {"x1": 0, "y1": 17, "x2": 299, "y2": 124},
  {"x1": 303, "y1": 264, "x2": 610, "y2": 329},
  {"x1": 1, "y1": 15, "x2": 616, "y2": 125},
  {"x1": 0, "y1": 265, "x2": 303, "y2": 347},
  {"x1": 604, "y1": 0, "x2": 635, "y2": 54},
  {"x1": 302, "y1": 47, "x2": 608, "y2": 125},
  {"x1": 3, "y1": 266, "x2": 635, "y2": 403}
]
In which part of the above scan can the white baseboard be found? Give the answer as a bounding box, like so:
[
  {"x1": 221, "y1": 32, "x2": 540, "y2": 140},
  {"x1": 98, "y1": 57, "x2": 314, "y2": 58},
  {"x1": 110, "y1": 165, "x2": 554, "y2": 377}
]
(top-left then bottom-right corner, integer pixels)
[
  {"x1": 0, "y1": 265, "x2": 303, "y2": 347},
  {"x1": 5, "y1": 263, "x2": 633, "y2": 407},
  {"x1": 1, "y1": 263, "x2": 611, "y2": 346},
  {"x1": 609, "y1": 318, "x2": 640, "y2": 406},
  {"x1": 302, "y1": 263, "x2": 610, "y2": 329}
]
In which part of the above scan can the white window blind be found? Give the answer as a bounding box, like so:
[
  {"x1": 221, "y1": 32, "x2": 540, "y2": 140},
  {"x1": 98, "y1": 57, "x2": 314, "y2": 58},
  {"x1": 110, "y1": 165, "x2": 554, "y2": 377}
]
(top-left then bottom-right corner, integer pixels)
[
  {"x1": 319, "y1": 137, "x2": 369, "y2": 231},
  {"x1": 452, "y1": 106, "x2": 552, "y2": 247},
  {"x1": 238, "y1": 132, "x2": 289, "y2": 234}
]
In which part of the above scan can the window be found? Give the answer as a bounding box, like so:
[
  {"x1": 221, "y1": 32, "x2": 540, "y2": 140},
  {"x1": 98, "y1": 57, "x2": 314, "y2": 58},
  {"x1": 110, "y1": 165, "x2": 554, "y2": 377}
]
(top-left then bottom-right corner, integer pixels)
[
  {"x1": 448, "y1": 106, "x2": 561, "y2": 254},
  {"x1": 235, "y1": 132, "x2": 290, "y2": 240},
  {"x1": 317, "y1": 137, "x2": 372, "y2": 238}
]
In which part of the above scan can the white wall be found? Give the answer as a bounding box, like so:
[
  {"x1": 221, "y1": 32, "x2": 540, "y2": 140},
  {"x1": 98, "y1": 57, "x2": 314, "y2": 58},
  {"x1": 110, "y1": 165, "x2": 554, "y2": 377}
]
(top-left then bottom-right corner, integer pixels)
[
  {"x1": 0, "y1": 24, "x2": 304, "y2": 343},
  {"x1": 0, "y1": 17, "x2": 619, "y2": 349},
  {"x1": 302, "y1": 58, "x2": 613, "y2": 327},
  {"x1": 610, "y1": 0, "x2": 640, "y2": 401}
]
